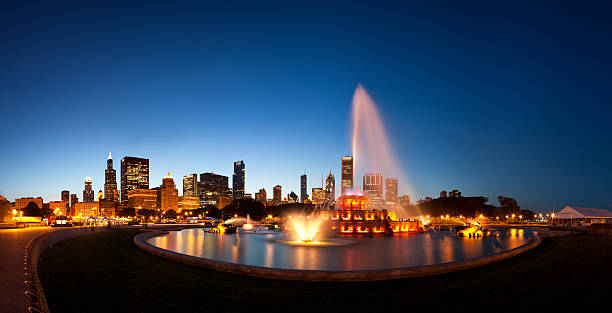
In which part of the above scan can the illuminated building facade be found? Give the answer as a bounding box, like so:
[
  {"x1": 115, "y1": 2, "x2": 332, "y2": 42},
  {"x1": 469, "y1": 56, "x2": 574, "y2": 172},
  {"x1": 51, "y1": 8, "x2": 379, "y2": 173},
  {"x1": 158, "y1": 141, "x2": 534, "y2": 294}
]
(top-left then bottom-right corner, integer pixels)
[
  {"x1": 14, "y1": 197, "x2": 43, "y2": 211},
  {"x1": 325, "y1": 172, "x2": 335, "y2": 201},
  {"x1": 99, "y1": 200, "x2": 116, "y2": 217},
  {"x1": 72, "y1": 202, "x2": 98, "y2": 217},
  {"x1": 273, "y1": 185, "x2": 282, "y2": 204},
  {"x1": 384, "y1": 178, "x2": 398, "y2": 205},
  {"x1": 128, "y1": 189, "x2": 158, "y2": 211},
  {"x1": 121, "y1": 156, "x2": 149, "y2": 205},
  {"x1": 300, "y1": 174, "x2": 308, "y2": 203},
  {"x1": 311, "y1": 188, "x2": 328, "y2": 204},
  {"x1": 341, "y1": 156, "x2": 353, "y2": 195},
  {"x1": 183, "y1": 174, "x2": 198, "y2": 197},
  {"x1": 363, "y1": 173, "x2": 384, "y2": 208},
  {"x1": 398, "y1": 195, "x2": 411, "y2": 208},
  {"x1": 255, "y1": 188, "x2": 267, "y2": 204},
  {"x1": 49, "y1": 201, "x2": 67, "y2": 216},
  {"x1": 440, "y1": 190, "x2": 447, "y2": 198},
  {"x1": 178, "y1": 195, "x2": 200, "y2": 212},
  {"x1": 83, "y1": 177, "x2": 94, "y2": 202},
  {"x1": 232, "y1": 160, "x2": 245, "y2": 199},
  {"x1": 159, "y1": 173, "x2": 179, "y2": 212},
  {"x1": 217, "y1": 195, "x2": 233, "y2": 209},
  {"x1": 104, "y1": 152, "x2": 119, "y2": 202},
  {"x1": 199, "y1": 172, "x2": 230, "y2": 206},
  {"x1": 322, "y1": 195, "x2": 422, "y2": 234}
]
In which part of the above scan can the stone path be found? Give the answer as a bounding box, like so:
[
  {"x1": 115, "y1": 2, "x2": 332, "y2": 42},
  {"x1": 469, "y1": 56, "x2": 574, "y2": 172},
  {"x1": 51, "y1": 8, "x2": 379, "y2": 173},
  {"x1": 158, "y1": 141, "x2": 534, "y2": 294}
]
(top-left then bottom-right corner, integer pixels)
[{"x1": 0, "y1": 227, "x2": 52, "y2": 313}]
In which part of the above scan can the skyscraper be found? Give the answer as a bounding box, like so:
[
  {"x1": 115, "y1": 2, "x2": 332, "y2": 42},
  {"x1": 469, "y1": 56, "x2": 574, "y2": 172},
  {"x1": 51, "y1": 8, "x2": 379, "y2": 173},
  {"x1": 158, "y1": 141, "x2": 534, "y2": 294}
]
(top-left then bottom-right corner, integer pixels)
[
  {"x1": 83, "y1": 177, "x2": 94, "y2": 202},
  {"x1": 199, "y1": 172, "x2": 230, "y2": 206},
  {"x1": 363, "y1": 173, "x2": 383, "y2": 208},
  {"x1": 232, "y1": 160, "x2": 245, "y2": 199},
  {"x1": 121, "y1": 156, "x2": 149, "y2": 205},
  {"x1": 385, "y1": 178, "x2": 398, "y2": 205},
  {"x1": 159, "y1": 173, "x2": 179, "y2": 212},
  {"x1": 325, "y1": 172, "x2": 335, "y2": 201},
  {"x1": 273, "y1": 185, "x2": 282, "y2": 204},
  {"x1": 104, "y1": 152, "x2": 118, "y2": 202},
  {"x1": 70, "y1": 194, "x2": 78, "y2": 206},
  {"x1": 341, "y1": 156, "x2": 353, "y2": 195},
  {"x1": 61, "y1": 190, "x2": 69, "y2": 209},
  {"x1": 300, "y1": 174, "x2": 308, "y2": 203},
  {"x1": 182, "y1": 174, "x2": 198, "y2": 196}
]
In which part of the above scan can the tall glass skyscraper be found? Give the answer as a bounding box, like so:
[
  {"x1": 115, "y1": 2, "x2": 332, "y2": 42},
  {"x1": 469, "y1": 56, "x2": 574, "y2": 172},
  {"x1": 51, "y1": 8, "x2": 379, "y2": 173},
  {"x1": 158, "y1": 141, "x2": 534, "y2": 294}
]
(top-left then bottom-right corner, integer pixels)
[
  {"x1": 121, "y1": 156, "x2": 149, "y2": 205},
  {"x1": 341, "y1": 156, "x2": 353, "y2": 195},
  {"x1": 325, "y1": 172, "x2": 335, "y2": 201},
  {"x1": 182, "y1": 174, "x2": 198, "y2": 196},
  {"x1": 83, "y1": 177, "x2": 94, "y2": 203},
  {"x1": 300, "y1": 174, "x2": 308, "y2": 203},
  {"x1": 232, "y1": 160, "x2": 245, "y2": 199},
  {"x1": 104, "y1": 152, "x2": 118, "y2": 202}
]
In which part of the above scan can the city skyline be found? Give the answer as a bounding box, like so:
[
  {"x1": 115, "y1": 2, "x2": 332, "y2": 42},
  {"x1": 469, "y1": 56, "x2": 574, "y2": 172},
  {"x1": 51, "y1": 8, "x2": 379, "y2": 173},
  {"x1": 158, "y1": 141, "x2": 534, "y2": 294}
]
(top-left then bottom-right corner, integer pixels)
[{"x1": 2, "y1": 2, "x2": 612, "y2": 210}]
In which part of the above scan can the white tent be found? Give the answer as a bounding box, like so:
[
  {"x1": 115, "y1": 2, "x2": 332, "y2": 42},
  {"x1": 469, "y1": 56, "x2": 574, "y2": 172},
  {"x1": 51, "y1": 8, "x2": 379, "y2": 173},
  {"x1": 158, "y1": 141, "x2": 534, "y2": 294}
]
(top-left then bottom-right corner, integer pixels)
[{"x1": 556, "y1": 206, "x2": 612, "y2": 224}]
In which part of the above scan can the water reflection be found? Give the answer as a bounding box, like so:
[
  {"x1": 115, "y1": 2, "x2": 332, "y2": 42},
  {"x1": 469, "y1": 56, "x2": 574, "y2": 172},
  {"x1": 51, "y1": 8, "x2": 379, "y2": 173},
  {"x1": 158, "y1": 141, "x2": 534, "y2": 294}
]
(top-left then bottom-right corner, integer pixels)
[{"x1": 148, "y1": 228, "x2": 535, "y2": 271}]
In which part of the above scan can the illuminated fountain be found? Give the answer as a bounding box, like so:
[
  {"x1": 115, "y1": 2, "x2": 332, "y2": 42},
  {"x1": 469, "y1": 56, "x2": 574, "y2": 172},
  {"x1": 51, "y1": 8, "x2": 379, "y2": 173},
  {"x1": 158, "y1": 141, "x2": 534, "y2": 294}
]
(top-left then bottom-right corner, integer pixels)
[
  {"x1": 288, "y1": 215, "x2": 323, "y2": 243},
  {"x1": 146, "y1": 85, "x2": 539, "y2": 274},
  {"x1": 351, "y1": 84, "x2": 416, "y2": 218}
]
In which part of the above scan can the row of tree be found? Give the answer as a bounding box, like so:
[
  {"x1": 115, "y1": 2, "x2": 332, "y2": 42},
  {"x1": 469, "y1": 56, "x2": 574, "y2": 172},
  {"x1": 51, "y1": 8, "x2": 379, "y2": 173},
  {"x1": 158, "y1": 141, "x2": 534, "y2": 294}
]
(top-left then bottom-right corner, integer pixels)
[{"x1": 417, "y1": 196, "x2": 535, "y2": 219}]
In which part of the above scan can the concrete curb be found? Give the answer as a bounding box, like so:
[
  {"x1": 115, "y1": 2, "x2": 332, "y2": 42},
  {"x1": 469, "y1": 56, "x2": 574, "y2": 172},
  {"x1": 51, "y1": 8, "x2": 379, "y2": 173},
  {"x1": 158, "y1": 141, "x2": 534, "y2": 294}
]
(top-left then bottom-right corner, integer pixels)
[
  {"x1": 24, "y1": 228, "x2": 110, "y2": 313},
  {"x1": 134, "y1": 231, "x2": 542, "y2": 282}
]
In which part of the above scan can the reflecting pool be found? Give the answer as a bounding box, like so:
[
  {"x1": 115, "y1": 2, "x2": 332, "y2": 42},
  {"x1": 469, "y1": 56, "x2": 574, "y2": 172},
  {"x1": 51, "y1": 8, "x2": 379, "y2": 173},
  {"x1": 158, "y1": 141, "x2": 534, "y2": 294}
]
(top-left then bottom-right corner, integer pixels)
[{"x1": 148, "y1": 228, "x2": 536, "y2": 271}]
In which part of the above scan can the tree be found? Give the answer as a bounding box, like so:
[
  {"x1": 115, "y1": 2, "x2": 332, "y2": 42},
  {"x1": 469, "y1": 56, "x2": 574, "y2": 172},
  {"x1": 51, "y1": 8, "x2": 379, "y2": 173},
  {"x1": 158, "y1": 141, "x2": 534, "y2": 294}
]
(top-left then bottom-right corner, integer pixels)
[
  {"x1": 23, "y1": 201, "x2": 42, "y2": 217},
  {"x1": 203, "y1": 204, "x2": 221, "y2": 219},
  {"x1": 118, "y1": 207, "x2": 136, "y2": 218},
  {"x1": 137, "y1": 209, "x2": 156, "y2": 220},
  {"x1": 163, "y1": 209, "x2": 177, "y2": 219},
  {"x1": 221, "y1": 199, "x2": 266, "y2": 220}
]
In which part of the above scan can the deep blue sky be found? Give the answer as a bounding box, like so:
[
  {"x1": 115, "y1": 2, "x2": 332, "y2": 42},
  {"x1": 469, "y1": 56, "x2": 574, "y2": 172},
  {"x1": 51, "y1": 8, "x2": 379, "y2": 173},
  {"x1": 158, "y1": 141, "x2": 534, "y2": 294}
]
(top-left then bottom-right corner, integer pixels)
[{"x1": 2, "y1": 1, "x2": 611, "y2": 211}]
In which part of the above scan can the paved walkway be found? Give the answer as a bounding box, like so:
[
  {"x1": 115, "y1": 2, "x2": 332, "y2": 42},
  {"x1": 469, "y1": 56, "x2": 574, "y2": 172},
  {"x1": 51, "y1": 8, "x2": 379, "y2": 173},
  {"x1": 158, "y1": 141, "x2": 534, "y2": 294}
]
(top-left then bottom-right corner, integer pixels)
[{"x1": 0, "y1": 227, "x2": 52, "y2": 313}]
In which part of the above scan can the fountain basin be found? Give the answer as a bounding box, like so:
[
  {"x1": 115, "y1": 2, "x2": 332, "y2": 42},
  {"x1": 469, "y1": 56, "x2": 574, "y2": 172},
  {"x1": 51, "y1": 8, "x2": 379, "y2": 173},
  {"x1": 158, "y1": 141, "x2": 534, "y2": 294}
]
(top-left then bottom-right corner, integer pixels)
[{"x1": 135, "y1": 228, "x2": 540, "y2": 281}]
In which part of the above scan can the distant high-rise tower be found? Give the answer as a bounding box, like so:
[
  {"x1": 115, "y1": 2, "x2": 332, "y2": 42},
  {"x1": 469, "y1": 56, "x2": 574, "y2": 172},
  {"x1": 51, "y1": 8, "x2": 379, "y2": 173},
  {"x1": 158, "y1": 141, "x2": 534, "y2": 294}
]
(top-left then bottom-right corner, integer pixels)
[
  {"x1": 61, "y1": 190, "x2": 70, "y2": 209},
  {"x1": 183, "y1": 174, "x2": 198, "y2": 196},
  {"x1": 325, "y1": 172, "x2": 335, "y2": 201},
  {"x1": 159, "y1": 173, "x2": 179, "y2": 212},
  {"x1": 121, "y1": 156, "x2": 149, "y2": 205},
  {"x1": 363, "y1": 173, "x2": 383, "y2": 208},
  {"x1": 104, "y1": 152, "x2": 118, "y2": 202},
  {"x1": 232, "y1": 160, "x2": 245, "y2": 199},
  {"x1": 341, "y1": 156, "x2": 354, "y2": 195},
  {"x1": 83, "y1": 177, "x2": 94, "y2": 202},
  {"x1": 273, "y1": 185, "x2": 282, "y2": 204},
  {"x1": 300, "y1": 174, "x2": 308, "y2": 203},
  {"x1": 385, "y1": 178, "x2": 398, "y2": 205},
  {"x1": 70, "y1": 194, "x2": 78, "y2": 207},
  {"x1": 440, "y1": 190, "x2": 447, "y2": 198}
]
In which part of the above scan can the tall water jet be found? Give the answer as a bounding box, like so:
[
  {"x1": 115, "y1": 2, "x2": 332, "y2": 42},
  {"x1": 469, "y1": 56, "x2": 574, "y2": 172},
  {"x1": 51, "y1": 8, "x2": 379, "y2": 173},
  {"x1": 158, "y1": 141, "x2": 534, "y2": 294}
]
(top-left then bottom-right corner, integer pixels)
[{"x1": 350, "y1": 84, "x2": 415, "y2": 218}]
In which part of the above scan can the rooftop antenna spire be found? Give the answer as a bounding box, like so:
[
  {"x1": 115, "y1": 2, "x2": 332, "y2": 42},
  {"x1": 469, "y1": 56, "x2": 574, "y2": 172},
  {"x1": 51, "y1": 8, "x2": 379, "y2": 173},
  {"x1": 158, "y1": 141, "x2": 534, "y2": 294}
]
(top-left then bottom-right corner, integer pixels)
[{"x1": 108, "y1": 151, "x2": 112, "y2": 160}]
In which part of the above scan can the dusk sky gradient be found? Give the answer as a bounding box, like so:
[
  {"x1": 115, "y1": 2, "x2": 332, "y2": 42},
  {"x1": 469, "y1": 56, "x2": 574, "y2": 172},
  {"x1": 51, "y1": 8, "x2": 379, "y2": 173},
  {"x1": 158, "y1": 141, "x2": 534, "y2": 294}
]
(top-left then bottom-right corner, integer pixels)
[{"x1": 2, "y1": 1, "x2": 611, "y2": 211}]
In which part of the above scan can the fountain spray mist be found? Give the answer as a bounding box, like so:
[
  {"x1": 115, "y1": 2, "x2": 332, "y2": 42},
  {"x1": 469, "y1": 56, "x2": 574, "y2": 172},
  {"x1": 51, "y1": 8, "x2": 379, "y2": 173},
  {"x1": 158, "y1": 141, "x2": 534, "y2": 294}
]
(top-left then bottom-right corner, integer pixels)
[{"x1": 350, "y1": 84, "x2": 416, "y2": 218}]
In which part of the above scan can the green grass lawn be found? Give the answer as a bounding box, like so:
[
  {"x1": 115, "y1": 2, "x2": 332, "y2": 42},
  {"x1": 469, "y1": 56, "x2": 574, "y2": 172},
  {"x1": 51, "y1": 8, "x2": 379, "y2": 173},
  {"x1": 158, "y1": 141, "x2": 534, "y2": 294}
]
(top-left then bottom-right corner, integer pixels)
[{"x1": 40, "y1": 230, "x2": 612, "y2": 312}]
